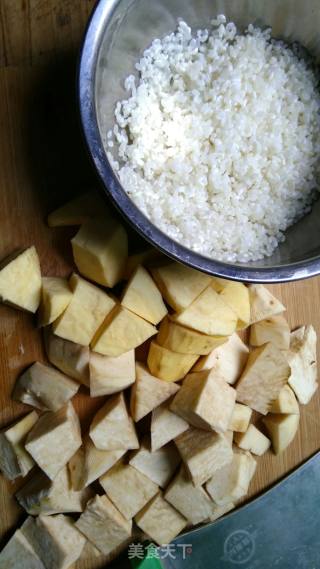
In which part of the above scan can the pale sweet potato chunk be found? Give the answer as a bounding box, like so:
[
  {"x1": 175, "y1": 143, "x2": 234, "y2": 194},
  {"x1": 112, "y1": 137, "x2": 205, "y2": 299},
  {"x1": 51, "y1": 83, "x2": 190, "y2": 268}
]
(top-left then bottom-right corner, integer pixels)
[
  {"x1": 89, "y1": 350, "x2": 135, "y2": 397},
  {"x1": 175, "y1": 428, "x2": 233, "y2": 486},
  {"x1": 249, "y1": 284, "x2": 285, "y2": 324},
  {"x1": 165, "y1": 465, "x2": 217, "y2": 524},
  {"x1": 130, "y1": 362, "x2": 179, "y2": 422},
  {"x1": 53, "y1": 274, "x2": 115, "y2": 346},
  {"x1": 151, "y1": 401, "x2": 189, "y2": 452},
  {"x1": 69, "y1": 437, "x2": 125, "y2": 490},
  {"x1": 234, "y1": 425, "x2": 270, "y2": 456},
  {"x1": 121, "y1": 265, "x2": 167, "y2": 324},
  {"x1": 207, "y1": 502, "x2": 235, "y2": 522},
  {"x1": 205, "y1": 450, "x2": 255, "y2": 505},
  {"x1": 44, "y1": 328, "x2": 90, "y2": 386},
  {"x1": 0, "y1": 524, "x2": 45, "y2": 569},
  {"x1": 173, "y1": 286, "x2": 237, "y2": 336},
  {"x1": 157, "y1": 317, "x2": 228, "y2": 355},
  {"x1": 38, "y1": 277, "x2": 72, "y2": 326},
  {"x1": 250, "y1": 314, "x2": 290, "y2": 350},
  {"x1": 263, "y1": 413, "x2": 300, "y2": 455},
  {"x1": 135, "y1": 493, "x2": 187, "y2": 546},
  {"x1": 211, "y1": 278, "x2": 250, "y2": 329},
  {"x1": 13, "y1": 362, "x2": 79, "y2": 411},
  {"x1": 89, "y1": 393, "x2": 139, "y2": 451},
  {"x1": 75, "y1": 495, "x2": 132, "y2": 556},
  {"x1": 22, "y1": 514, "x2": 86, "y2": 569},
  {"x1": 25, "y1": 403, "x2": 81, "y2": 480},
  {"x1": 71, "y1": 216, "x2": 127, "y2": 287},
  {"x1": 129, "y1": 438, "x2": 181, "y2": 488},
  {"x1": 287, "y1": 325, "x2": 318, "y2": 404},
  {"x1": 170, "y1": 369, "x2": 236, "y2": 433},
  {"x1": 77, "y1": 541, "x2": 109, "y2": 569},
  {"x1": 47, "y1": 192, "x2": 106, "y2": 227},
  {"x1": 147, "y1": 341, "x2": 198, "y2": 382},
  {"x1": 0, "y1": 246, "x2": 41, "y2": 312},
  {"x1": 236, "y1": 343, "x2": 290, "y2": 414},
  {"x1": 100, "y1": 461, "x2": 158, "y2": 519},
  {"x1": 150, "y1": 261, "x2": 211, "y2": 311},
  {"x1": 16, "y1": 466, "x2": 92, "y2": 515},
  {"x1": 229, "y1": 403, "x2": 252, "y2": 433},
  {"x1": 0, "y1": 411, "x2": 38, "y2": 480},
  {"x1": 270, "y1": 385, "x2": 299, "y2": 414},
  {"x1": 193, "y1": 333, "x2": 249, "y2": 385},
  {"x1": 124, "y1": 249, "x2": 162, "y2": 280},
  {"x1": 91, "y1": 305, "x2": 157, "y2": 357}
]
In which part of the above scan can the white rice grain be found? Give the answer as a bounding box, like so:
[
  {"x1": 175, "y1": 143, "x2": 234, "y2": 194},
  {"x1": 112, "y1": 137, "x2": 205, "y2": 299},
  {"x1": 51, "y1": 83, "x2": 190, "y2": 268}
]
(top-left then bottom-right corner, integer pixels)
[{"x1": 108, "y1": 19, "x2": 320, "y2": 262}]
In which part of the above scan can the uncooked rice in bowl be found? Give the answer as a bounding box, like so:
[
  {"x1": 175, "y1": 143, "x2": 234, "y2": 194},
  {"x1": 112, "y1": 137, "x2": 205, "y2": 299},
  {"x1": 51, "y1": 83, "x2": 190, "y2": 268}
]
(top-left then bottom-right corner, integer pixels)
[{"x1": 107, "y1": 16, "x2": 320, "y2": 263}]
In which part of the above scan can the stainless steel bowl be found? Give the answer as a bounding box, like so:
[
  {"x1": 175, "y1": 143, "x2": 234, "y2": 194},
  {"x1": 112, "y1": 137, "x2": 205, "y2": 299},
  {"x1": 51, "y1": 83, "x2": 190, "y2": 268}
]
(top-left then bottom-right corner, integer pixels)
[{"x1": 79, "y1": 0, "x2": 320, "y2": 283}]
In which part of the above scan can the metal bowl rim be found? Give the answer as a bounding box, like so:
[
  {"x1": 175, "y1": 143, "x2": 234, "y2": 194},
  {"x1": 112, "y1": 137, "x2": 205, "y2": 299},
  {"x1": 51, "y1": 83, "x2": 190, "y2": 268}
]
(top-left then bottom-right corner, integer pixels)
[{"x1": 78, "y1": 0, "x2": 320, "y2": 283}]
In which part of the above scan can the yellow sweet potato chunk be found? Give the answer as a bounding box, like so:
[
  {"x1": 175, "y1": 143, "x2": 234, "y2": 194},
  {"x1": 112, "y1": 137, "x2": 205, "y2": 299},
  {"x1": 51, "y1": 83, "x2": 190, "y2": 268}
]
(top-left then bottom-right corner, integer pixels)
[{"x1": 0, "y1": 246, "x2": 41, "y2": 312}]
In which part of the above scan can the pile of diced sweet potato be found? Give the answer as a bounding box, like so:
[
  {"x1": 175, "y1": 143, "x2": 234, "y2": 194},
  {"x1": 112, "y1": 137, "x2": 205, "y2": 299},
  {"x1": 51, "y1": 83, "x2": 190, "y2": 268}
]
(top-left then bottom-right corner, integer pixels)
[{"x1": 0, "y1": 192, "x2": 317, "y2": 568}]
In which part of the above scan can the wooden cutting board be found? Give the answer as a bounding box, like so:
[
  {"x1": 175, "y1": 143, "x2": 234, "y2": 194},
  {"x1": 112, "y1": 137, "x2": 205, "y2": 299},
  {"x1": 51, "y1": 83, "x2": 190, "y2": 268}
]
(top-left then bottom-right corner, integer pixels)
[{"x1": 0, "y1": 4, "x2": 320, "y2": 568}]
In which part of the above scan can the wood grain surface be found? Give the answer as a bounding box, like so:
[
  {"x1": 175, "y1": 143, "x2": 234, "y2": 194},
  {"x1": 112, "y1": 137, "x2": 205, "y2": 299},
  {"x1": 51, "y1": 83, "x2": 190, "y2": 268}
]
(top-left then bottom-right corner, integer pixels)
[
  {"x1": 0, "y1": 3, "x2": 320, "y2": 568},
  {"x1": 0, "y1": 0, "x2": 96, "y2": 66}
]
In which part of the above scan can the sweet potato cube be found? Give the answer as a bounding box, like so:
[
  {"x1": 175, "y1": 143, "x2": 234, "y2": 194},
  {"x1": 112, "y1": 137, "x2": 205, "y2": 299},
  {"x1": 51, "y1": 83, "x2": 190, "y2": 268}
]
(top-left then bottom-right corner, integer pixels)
[
  {"x1": 287, "y1": 325, "x2": 318, "y2": 404},
  {"x1": 263, "y1": 413, "x2": 300, "y2": 455},
  {"x1": 13, "y1": 361, "x2": 79, "y2": 411},
  {"x1": 250, "y1": 314, "x2": 290, "y2": 350},
  {"x1": 249, "y1": 284, "x2": 285, "y2": 324},
  {"x1": 16, "y1": 466, "x2": 92, "y2": 515},
  {"x1": 69, "y1": 437, "x2": 125, "y2": 490},
  {"x1": 124, "y1": 248, "x2": 162, "y2": 280},
  {"x1": 53, "y1": 274, "x2": 115, "y2": 346},
  {"x1": 207, "y1": 502, "x2": 235, "y2": 522},
  {"x1": 234, "y1": 425, "x2": 270, "y2": 456},
  {"x1": 0, "y1": 524, "x2": 45, "y2": 569},
  {"x1": 224, "y1": 430, "x2": 234, "y2": 445},
  {"x1": 236, "y1": 343, "x2": 290, "y2": 414},
  {"x1": 170, "y1": 370, "x2": 236, "y2": 433},
  {"x1": 129, "y1": 437, "x2": 180, "y2": 488},
  {"x1": 89, "y1": 392, "x2": 139, "y2": 451},
  {"x1": 130, "y1": 362, "x2": 179, "y2": 422},
  {"x1": 229, "y1": 403, "x2": 252, "y2": 433},
  {"x1": 75, "y1": 495, "x2": 132, "y2": 555},
  {"x1": 71, "y1": 216, "x2": 128, "y2": 287},
  {"x1": 91, "y1": 305, "x2": 157, "y2": 357},
  {"x1": 247, "y1": 451, "x2": 258, "y2": 481},
  {"x1": 135, "y1": 493, "x2": 187, "y2": 546},
  {"x1": 22, "y1": 515, "x2": 86, "y2": 569},
  {"x1": 211, "y1": 278, "x2": 250, "y2": 329},
  {"x1": 121, "y1": 265, "x2": 167, "y2": 324},
  {"x1": 44, "y1": 328, "x2": 90, "y2": 386},
  {"x1": 77, "y1": 541, "x2": 109, "y2": 569},
  {"x1": 100, "y1": 461, "x2": 158, "y2": 519},
  {"x1": 89, "y1": 350, "x2": 135, "y2": 397},
  {"x1": 147, "y1": 341, "x2": 198, "y2": 382},
  {"x1": 25, "y1": 402, "x2": 81, "y2": 480},
  {"x1": 270, "y1": 385, "x2": 299, "y2": 414},
  {"x1": 174, "y1": 428, "x2": 233, "y2": 486},
  {"x1": 193, "y1": 333, "x2": 249, "y2": 384},
  {"x1": 38, "y1": 277, "x2": 72, "y2": 326},
  {"x1": 0, "y1": 411, "x2": 38, "y2": 480},
  {"x1": 150, "y1": 261, "x2": 211, "y2": 311},
  {"x1": 205, "y1": 450, "x2": 254, "y2": 505},
  {"x1": 164, "y1": 465, "x2": 217, "y2": 524},
  {"x1": 173, "y1": 286, "x2": 237, "y2": 336},
  {"x1": 151, "y1": 401, "x2": 189, "y2": 452},
  {"x1": 47, "y1": 192, "x2": 106, "y2": 227},
  {"x1": 0, "y1": 246, "x2": 41, "y2": 312},
  {"x1": 157, "y1": 317, "x2": 228, "y2": 355}
]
